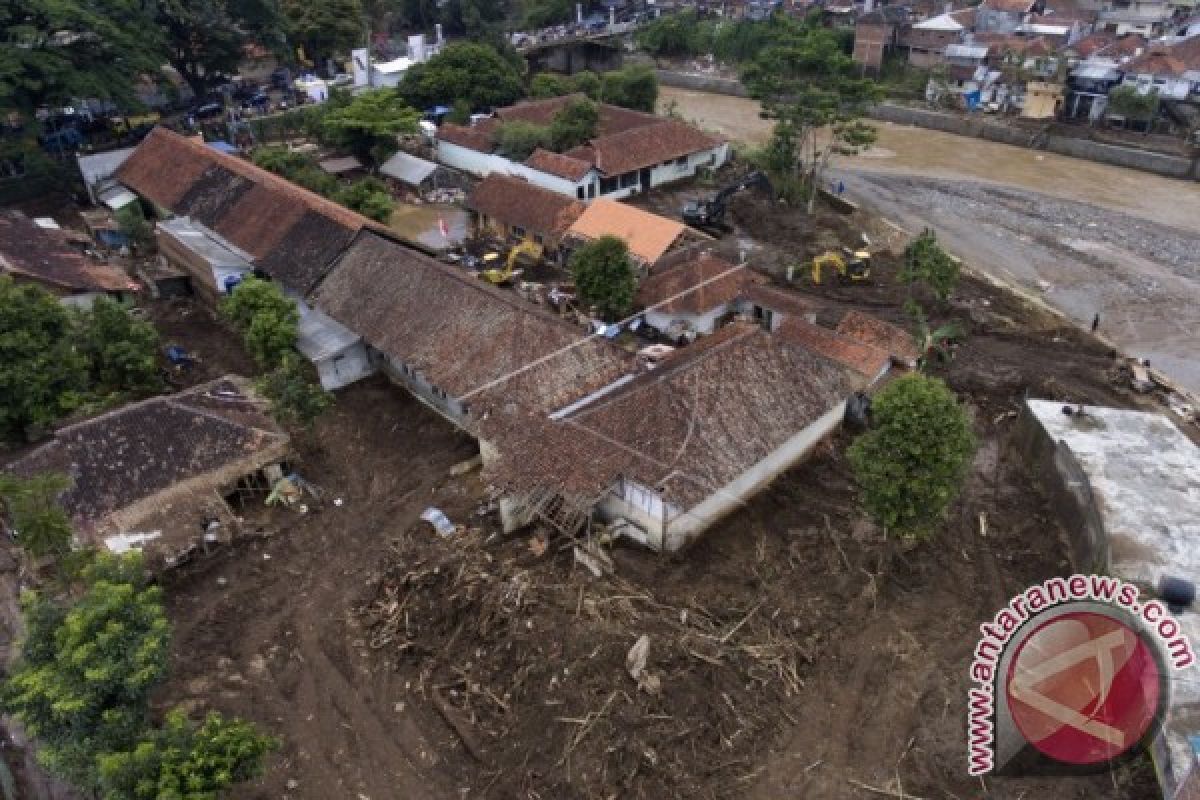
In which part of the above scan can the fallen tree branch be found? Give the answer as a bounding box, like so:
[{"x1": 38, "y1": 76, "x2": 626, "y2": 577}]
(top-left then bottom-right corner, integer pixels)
[
  {"x1": 848, "y1": 777, "x2": 928, "y2": 800},
  {"x1": 432, "y1": 688, "x2": 490, "y2": 765}
]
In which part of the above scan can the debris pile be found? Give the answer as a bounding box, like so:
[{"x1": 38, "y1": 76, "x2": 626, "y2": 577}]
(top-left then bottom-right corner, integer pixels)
[{"x1": 357, "y1": 526, "x2": 823, "y2": 796}]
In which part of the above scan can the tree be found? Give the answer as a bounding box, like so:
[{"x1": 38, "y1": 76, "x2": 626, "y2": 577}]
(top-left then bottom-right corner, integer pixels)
[
  {"x1": 636, "y1": 10, "x2": 711, "y2": 58},
  {"x1": 334, "y1": 177, "x2": 396, "y2": 222},
  {"x1": 257, "y1": 354, "x2": 333, "y2": 428},
  {"x1": 900, "y1": 229, "x2": 959, "y2": 303},
  {"x1": 398, "y1": 42, "x2": 524, "y2": 112},
  {"x1": 97, "y1": 710, "x2": 277, "y2": 800},
  {"x1": 549, "y1": 97, "x2": 598, "y2": 151},
  {"x1": 2, "y1": 553, "x2": 171, "y2": 789},
  {"x1": 600, "y1": 65, "x2": 658, "y2": 112},
  {"x1": 570, "y1": 236, "x2": 636, "y2": 321},
  {"x1": 219, "y1": 277, "x2": 298, "y2": 369},
  {"x1": 282, "y1": 0, "x2": 363, "y2": 67},
  {"x1": 0, "y1": 0, "x2": 167, "y2": 111},
  {"x1": 570, "y1": 70, "x2": 601, "y2": 101},
  {"x1": 0, "y1": 473, "x2": 73, "y2": 562},
  {"x1": 116, "y1": 205, "x2": 154, "y2": 252},
  {"x1": 320, "y1": 88, "x2": 420, "y2": 163},
  {"x1": 495, "y1": 120, "x2": 552, "y2": 160},
  {"x1": 439, "y1": 0, "x2": 512, "y2": 41},
  {"x1": 741, "y1": 17, "x2": 882, "y2": 212},
  {"x1": 847, "y1": 374, "x2": 975, "y2": 539},
  {"x1": 76, "y1": 298, "x2": 162, "y2": 395},
  {"x1": 1107, "y1": 85, "x2": 1159, "y2": 125},
  {"x1": 447, "y1": 98, "x2": 472, "y2": 125},
  {"x1": 156, "y1": 0, "x2": 248, "y2": 98},
  {"x1": 0, "y1": 277, "x2": 89, "y2": 441},
  {"x1": 522, "y1": 0, "x2": 573, "y2": 28},
  {"x1": 530, "y1": 72, "x2": 573, "y2": 99}
]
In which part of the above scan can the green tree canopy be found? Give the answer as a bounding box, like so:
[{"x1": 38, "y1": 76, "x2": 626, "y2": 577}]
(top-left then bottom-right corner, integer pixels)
[
  {"x1": 549, "y1": 97, "x2": 598, "y2": 151},
  {"x1": 847, "y1": 374, "x2": 976, "y2": 539},
  {"x1": 522, "y1": 0, "x2": 573, "y2": 28},
  {"x1": 333, "y1": 177, "x2": 396, "y2": 222},
  {"x1": 530, "y1": 72, "x2": 573, "y2": 99},
  {"x1": 282, "y1": 0, "x2": 363, "y2": 66},
  {"x1": 741, "y1": 16, "x2": 881, "y2": 211},
  {"x1": 0, "y1": 472, "x2": 73, "y2": 562},
  {"x1": 636, "y1": 10, "x2": 712, "y2": 57},
  {"x1": 900, "y1": 229, "x2": 960, "y2": 303},
  {"x1": 0, "y1": 0, "x2": 167, "y2": 111},
  {"x1": 0, "y1": 277, "x2": 89, "y2": 440},
  {"x1": 156, "y1": 0, "x2": 248, "y2": 97},
  {"x1": 2, "y1": 553, "x2": 170, "y2": 788},
  {"x1": 600, "y1": 65, "x2": 658, "y2": 112},
  {"x1": 320, "y1": 88, "x2": 420, "y2": 163},
  {"x1": 219, "y1": 277, "x2": 298, "y2": 369},
  {"x1": 77, "y1": 298, "x2": 161, "y2": 396},
  {"x1": 1107, "y1": 85, "x2": 1159, "y2": 122},
  {"x1": 570, "y1": 236, "x2": 636, "y2": 321},
  {"x1": 495, "y1": 120, "x2": 552, "y2": 160},
  {"x1": 399, "y1": 42, "x2": 524, "y2": 112},
  {"x1": 257, "y1": 354, "x2": 334, "y2": 429},
  {"x1": 97, "y1": 710, "x2": 277, "y2": 800}
]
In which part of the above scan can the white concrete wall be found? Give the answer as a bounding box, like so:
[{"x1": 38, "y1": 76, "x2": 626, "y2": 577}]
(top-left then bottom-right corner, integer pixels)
[
  {"x1": 314, "y1": 341, "x2": 374, "y2": 391},
  {"x1": 59, "y1": 291, "x2": 107, "y2": 310},
  {"x1": 665, "y1": 401, "x2": 847, "y2": 551},
  {"x1": 644, "y1": 305, "x2": 727, "y2": 336},
  {"x1": 596, "y1": 479, "x2": 681, "y2": 551},
  {"x1": 648, "y1": 143, "x2": 730, "y2": 189},
  {"x1": 436, "y1": 141, "x2": 590, "y2": 197}
]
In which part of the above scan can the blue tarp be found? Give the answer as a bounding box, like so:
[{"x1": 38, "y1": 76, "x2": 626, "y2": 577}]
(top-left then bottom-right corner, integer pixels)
[
  {"x1": 964, "y1": 90, "x2": 982, "y2": 111},
  {"x1": 207, "y1": 140, "x2": 238, "y2": 154}
]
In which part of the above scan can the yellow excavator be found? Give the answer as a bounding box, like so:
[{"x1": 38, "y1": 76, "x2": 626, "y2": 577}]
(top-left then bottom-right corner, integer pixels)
[
  {"x1": 481, "y1": 238, "x2": 543, "y2": 286},
  {"x1": 811, "y1": 248, "x2": 871, "y2": 285}
]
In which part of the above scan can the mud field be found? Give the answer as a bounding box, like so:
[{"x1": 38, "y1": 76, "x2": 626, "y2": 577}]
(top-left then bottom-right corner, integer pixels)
[{"x1": 141, "y1": 202, "x2": 1179, "y2": 800}]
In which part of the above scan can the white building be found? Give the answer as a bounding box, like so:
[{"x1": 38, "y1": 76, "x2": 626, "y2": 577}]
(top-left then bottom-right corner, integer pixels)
[{"x1": 435, "y1": 95, "x2": 730, "y2": 202}]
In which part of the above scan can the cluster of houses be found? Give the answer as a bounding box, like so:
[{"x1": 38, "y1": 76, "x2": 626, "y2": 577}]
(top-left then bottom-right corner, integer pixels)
[
  {"x1": 849, "y1": 0, "x2": 1200, "y2": 127},
  {"x1": 1, "y1": 111, "x2": 919, "y2": 559}
]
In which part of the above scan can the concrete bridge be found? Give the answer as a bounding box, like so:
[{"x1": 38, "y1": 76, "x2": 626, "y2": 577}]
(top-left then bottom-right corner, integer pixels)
[{"x1": 515, "y1": 20, "x2": 642, "y2": 74}]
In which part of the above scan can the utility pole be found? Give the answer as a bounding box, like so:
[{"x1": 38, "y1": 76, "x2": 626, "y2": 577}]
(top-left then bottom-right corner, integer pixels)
[{"x1": 365, "y1": 16, "x2": 374, "y2": 88}]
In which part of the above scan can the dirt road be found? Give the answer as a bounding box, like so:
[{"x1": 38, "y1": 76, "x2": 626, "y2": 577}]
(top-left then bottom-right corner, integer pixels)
[{"x1": 660, "y1": 86, "x2": 1200, "y2": 393}]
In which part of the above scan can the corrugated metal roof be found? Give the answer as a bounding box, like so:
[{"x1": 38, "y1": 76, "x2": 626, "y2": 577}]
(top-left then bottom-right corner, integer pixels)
[{"x1": 380, "y1": 151, "x2": 439, "y2": 184}]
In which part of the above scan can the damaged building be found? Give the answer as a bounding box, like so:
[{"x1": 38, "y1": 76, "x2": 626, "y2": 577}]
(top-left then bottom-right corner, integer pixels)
[{"x1": 9, "y1": 377, "x2": 290, "y2": 567}]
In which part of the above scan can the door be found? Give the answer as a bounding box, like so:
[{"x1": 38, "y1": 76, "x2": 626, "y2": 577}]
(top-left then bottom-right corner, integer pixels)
[{"x1": 639, "y1": 167, "x2": 651, "y2": 193}]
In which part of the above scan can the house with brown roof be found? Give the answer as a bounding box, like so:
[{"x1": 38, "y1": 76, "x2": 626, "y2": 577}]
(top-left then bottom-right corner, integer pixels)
[
  {"x1": 0, "y1": 211, "x2": 134, "y2": 307},
  {"x1": 977, "y1": 0, "x2": 1037, "y2": 33},
  {"x1": 115, "y1": 127, "x2": 380, "y2": 391},
  {"x1": 9, "y1": 376, "x2": 290, "y2": 567},
  {"x1": 484, "y1": 320, "x2": 879, "y2": 551},
  {"x1": 466, "y1": 173, "x2": 585, "y2": 259},
  {"x1": 1120, "y1": 39, "x2": 1200, "y2": 100},
  {"x1": 635, "y1": 249, "x2": 758, "y2": 338},
  {"x1": 436, "y1": 95, "x2": 730, "y2": 202},
  {"x1": 564, "y1": 199, "x2": 700, "y2": 269}
]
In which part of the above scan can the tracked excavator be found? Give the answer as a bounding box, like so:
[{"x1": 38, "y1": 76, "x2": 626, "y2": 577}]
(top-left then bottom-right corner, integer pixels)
[
  {"x1": 681, "y1": 170, "x2": 774, "y2": 231},
  {"x1": 481, "y1": 238, "x2": 543, "y2": 286}
]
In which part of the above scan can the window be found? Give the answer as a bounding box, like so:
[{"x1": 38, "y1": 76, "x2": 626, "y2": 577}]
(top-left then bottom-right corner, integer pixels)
[
  {"x1": 587, "y1": 182, "x2": 596, "y2": 199},
  {"x1": 675, "y1": 155, "x2": 688, "y2": 167},
  {"x1": 619, "y1": 172, "x2": 638, "y2": 189},
  {"x1": 534, "y1": 234, "x2": 544, "y2": 245},
  {"x1": 599, "y1": 176, "x2": 619, "y2": 194},
  {"x1": 577, "y1": 187, "x2": 585, "y2": 199},
  {"x1": 511, "y1": 225, "x2": 526, "y2": 238}
]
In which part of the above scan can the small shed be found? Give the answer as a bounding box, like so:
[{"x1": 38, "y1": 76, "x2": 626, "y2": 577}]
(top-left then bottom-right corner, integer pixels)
[
  {"x1": 379, "y1": 151, "x2": 459, "y2": 193},
  {"x1": 318, "y1": 155, "x2": 366, "y2": 179},
  {"x1": 290, "y1": 292, "x2": 376, "y2": 390},
  {"x1": 156, "y1": 216, "x2": 253, "y2": 305},
  {"x1": 76, "y1": 147, "x2": 136, "y2": 205}
]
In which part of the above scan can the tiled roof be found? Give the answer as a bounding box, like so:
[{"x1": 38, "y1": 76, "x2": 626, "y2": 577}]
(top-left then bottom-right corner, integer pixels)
[
  {"x1": 775, "y1": 317, "x2": 891, "y2": 378},
  {"x1": 9, "y1": 376, "x2": 287, "y2": 538},
  {"x1": 586, "y1": 119, "x2": 723, "y2": 176},
  {"x1": 116, "y1": 127, "x2": 372, "y2": 294},
  {"x1": 742, "y1": 283, "x2": 823, "y2": 318},
  {"x1": 496, "y1": 94, "x2": 659, "y2": 137},
  {"x1": 311, "y1": 231, "x2": 633, "y2": 419},
  {"x1": 1071, "y1": 32, "x2": 1115, "y2": 56},
  {"x1": 437, "y1": 122, "x2": 495, "y2": 153},
  {"x1": 487, "y1": 322, "x2": 865, "y2": 509},
  {"x1": 636, "y1": 251, "x2": 752, "y2": 315},
  {"x1": 835, "y1": 310, "x2": 920, "y2": 365},
  {"x1": 525, "y1": 148, "x2": 595, "y2": 181},
  {"x1": 1125, "y1": 48, "x2": 1188, "y2": 76},
  {"x1": 566, "y1": 199, "x2": 688, "y2": 265},
  {"x1": 0, "y1": 211, "x2": 132, "y2": 292},
  {"x1": 467, "y1": 173, "x2": 585, "y2": 236},
  {"x1": 983, "y1": 0, "x2": 1036, "y2": 13}
]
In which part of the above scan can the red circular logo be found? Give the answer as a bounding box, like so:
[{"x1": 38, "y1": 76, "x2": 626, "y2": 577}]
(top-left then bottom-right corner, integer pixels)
[{"x1": 1005, "y1": 611, "x2": 1162, "y2": 765}]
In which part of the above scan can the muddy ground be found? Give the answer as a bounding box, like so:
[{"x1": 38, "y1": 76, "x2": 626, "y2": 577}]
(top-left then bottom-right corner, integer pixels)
[{"x1": 140, "y1": 202, "x2": 1181, "y2": 800}]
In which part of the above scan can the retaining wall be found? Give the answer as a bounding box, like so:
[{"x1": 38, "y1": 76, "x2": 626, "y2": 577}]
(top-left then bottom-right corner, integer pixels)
[
  {"x1": 655, "y1": 69, "x2": 749, "y2": 97},
  {"x1": 869, "y1": 104, "x2": 1199, "y2": 181}
]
